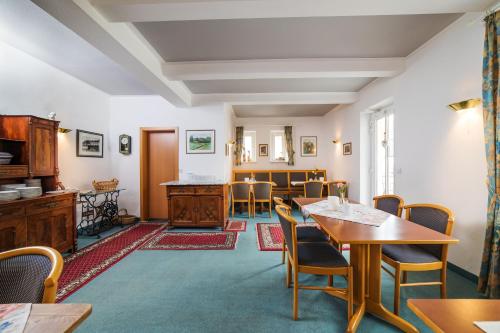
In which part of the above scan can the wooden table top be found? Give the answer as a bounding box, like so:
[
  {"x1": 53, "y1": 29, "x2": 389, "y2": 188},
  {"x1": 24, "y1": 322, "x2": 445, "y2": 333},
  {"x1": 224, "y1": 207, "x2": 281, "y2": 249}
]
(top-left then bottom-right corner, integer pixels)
[
  {"x1": 24, "y1": 304, "x2": 92, "y2": 333},
  {"x1": 293, "y1": 197, "x2": 458, "y2": 245},
  {"x1": 408, "y1": 299, "x2": 500, "y2": 333}
]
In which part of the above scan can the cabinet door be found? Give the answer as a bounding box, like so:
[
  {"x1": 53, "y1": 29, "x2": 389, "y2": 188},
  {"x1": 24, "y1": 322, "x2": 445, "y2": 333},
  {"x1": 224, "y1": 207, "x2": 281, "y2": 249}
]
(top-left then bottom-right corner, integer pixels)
[
  {"x1": 27, "y1": 213, "x2": 52, "y2": 247},
  {"x1": 170, "y1": 196, "x2": 195, "y2": 225},
  {"x1": 0, "y1": 218, "x2": 26, "y2": 251},
  {"x1": 31, "y1": 122, "x2": 56, "y2": 176},
  {"x1": 197, "y1": 196, "x2": 222, "y2": 226},
  {"x1": 51, "y1": 207, "x2": 74, "y2": 252}
]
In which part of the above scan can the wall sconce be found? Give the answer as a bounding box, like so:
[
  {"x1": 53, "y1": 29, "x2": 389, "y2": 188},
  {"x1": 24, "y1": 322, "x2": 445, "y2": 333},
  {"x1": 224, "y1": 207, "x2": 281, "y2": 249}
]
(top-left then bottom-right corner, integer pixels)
[
  {"x1": 332, "y1": 139, "x2": 340, "y2": 144},
  {"x1": 447, "y1": 98, "x2": 481, "y2": 112},
  {"x1": 58, "y1": 127, "x2": 72, "y2": 134}
]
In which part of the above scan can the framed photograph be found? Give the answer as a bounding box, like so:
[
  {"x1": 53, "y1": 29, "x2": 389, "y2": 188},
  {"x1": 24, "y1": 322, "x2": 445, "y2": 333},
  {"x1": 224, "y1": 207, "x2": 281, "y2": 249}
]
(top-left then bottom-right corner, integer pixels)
[
  {"x1": 343, "y1": 142, "x2": 352, "y2": 155},
  {"x1": 259, "y1": 144, "x2": 268, "y2": 156},
  {"x1": 300, "y1": 136, "x2": 317, "y2": 157},
  {"x1": 186, "y1": 130, "x2": 215, "y2": 154},
  {"x1": 77, "y1": 130, "x2": 104, "y2": 158}
]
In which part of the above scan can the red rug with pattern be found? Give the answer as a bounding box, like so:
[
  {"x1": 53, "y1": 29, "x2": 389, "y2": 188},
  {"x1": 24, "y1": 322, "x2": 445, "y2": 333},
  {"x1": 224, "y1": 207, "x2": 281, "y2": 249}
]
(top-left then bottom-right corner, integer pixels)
[
  {"x1": 56, "y1": 223, "x2": 167, "y2": 302},
  {"x1": 139, "y1": 232, "x2": 238, "y2": 250},
  {"x1": 225, "y1": 220, "x2": 247, "y2": 232},
  {"x1": 256, "y1": 223, "x2": 350, "y2": 251}
]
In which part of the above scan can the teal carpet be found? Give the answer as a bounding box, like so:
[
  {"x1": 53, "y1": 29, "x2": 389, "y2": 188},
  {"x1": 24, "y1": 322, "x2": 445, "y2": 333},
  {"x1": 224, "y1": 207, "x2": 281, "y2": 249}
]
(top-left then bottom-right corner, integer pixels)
[{"x1": 68, "y1": 211, "x2": 483, "y2": 333}]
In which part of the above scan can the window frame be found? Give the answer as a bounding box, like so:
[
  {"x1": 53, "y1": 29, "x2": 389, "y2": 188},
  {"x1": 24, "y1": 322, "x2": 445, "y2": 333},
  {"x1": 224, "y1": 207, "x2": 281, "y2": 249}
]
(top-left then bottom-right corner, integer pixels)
[
  {"x1": 242, "y1": 130, "x2": 257, "y2": 163},
  {"x1": 370, "y1": 106, "x2": 395, "y2": 197},
  {"x1": 269, "y1": 130, "x2": 288, "y2": 163}
]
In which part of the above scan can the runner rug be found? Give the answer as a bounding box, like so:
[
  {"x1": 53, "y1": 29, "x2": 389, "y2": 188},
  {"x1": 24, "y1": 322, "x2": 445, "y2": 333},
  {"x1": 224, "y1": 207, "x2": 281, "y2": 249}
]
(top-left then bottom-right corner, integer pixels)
[
  {"x1": 225, "y1": 220, "x2": 247, "y2": 232},
  {"x1": 57, "y1": 223, "x2": 167, "y2": 302},
  {"x1": 139, "y1": 232, "x2": 238, "y2": 250},
  {"x1": 256, "y1": 223, "x2": 349, "y2": 251}
]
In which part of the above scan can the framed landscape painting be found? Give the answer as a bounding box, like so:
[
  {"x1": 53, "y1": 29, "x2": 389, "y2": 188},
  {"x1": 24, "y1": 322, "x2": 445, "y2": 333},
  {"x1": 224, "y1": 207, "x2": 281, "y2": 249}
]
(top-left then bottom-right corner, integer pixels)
[
  {"x1": 300, "y1": 136, "x2": 317, "y2": 157},
  {"x1": 259, "y1": 144, "x2": 268, "y2": 156},
  {"x1": 77, "y1": 130, "x2": 104, "y2": 158},
  {"x1": 343, "y1": 142, "x2": 352, "y2": 155},
  {"x1": 186, "y1": 130, "x2": 215, "y2": 154}
]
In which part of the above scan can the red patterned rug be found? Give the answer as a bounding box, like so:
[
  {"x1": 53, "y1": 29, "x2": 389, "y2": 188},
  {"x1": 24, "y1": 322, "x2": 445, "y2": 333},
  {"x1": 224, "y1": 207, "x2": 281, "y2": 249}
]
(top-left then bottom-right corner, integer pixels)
[
  {"x1": 225, "y1": 220, "x2": 247, "y2": 232},
  {"x1": 57, "y1": 223, "x2": 167, "y2": 302},
  {"x1": 256, "y1": 223, "x2": 350, "y2": 251},
  {"x1": 139, "y1": 232, "x2": 238, "y2": 250}
]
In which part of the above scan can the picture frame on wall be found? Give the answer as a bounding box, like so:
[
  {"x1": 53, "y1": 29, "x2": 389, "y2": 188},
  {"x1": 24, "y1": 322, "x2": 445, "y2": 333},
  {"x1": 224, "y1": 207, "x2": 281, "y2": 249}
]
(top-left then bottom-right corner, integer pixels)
[
  {"x1": 186, "y1": 130, "x2": 216, "y2": 154},
  {"x1": 76, "y1": 129, "x2": 104, "y2": 158},
  {"x1": 343, "y1": 142, "x2": 352, "y2": 155},
  {"x1": 259, "y1": 144, "x2": 268, "y2": 156},
  {"x1": 300, "y1": 136, "x2": 317, "y2": 157}
]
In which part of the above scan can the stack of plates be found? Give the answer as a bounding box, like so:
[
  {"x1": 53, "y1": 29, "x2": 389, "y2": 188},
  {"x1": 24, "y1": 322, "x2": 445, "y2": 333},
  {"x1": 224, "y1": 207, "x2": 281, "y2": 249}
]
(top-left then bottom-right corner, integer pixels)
[
  {"x1": 24, "y1": 179, "x2": 42, "y2": 187},
  {"x1": 0, "y1": 152, "x2": 13, "y2": 165},
  {"x1": 0, "y1": 190, "x2": 20, "y2": 201},
  {"x1": 17, "y1": 187, "x2": 42, "y2": 198},
  {"x1": 1, "y1": 184, "x2": 25, "y2": 191}
]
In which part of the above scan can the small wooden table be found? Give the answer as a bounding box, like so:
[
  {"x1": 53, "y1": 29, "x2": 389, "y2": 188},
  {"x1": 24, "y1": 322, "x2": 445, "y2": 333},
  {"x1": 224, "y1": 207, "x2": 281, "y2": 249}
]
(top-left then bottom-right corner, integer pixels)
[
  {"x1": 24, "y1": 304, "x2": 92, "y2": 333},
  {"x1": 293, "y1": 198, "x2": 459, "y2": 333},
  {"x1": 408, "y1": 299, "x2": 500, "y2": 333}
]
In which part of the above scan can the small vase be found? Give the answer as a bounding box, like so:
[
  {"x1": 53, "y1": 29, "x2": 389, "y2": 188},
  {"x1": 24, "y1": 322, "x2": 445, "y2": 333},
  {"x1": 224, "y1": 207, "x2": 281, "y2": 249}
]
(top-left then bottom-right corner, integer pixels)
[{"x1": 340, "y1": 193, "x2": 346, "y2": 204}]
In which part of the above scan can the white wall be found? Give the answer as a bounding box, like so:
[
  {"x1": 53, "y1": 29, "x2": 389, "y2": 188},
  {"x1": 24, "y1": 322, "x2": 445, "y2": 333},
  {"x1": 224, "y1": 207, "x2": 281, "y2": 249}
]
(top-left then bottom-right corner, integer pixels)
[
  {"x1": 234, "y1": 116, "x2": 331, "y2": 174},
  {"x1": 323, "y1": 13, "x2": 486, "y2": 274},
  {"x1": 0, "y1": 41, "x2": 112, "y2": 190},
  {"x1": 109, "y1": 96, "x2": 231, "y2": 216}
]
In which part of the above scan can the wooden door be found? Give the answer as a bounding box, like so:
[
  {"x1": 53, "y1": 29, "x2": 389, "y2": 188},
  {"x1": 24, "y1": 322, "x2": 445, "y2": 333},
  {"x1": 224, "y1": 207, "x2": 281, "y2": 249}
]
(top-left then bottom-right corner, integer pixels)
[
  {"x1": 170, "y1": 196, "x2": 196, "y2": 225},
  {"x1": 31, "y1": 121, "x2": 56, "y2": 176},
  {"x1": 27, "y1": 213, "x2": 53, "y2": 247},
  {"x1": 0, "y1": 218, "x2": 26, "y2": 251},
  {"x1": 141, "y1": 128, "x2": 178, "y2": 220},
  {"x1": 197, "y1": 196, "x2": 222, "y2": 226},
  {"x1": 51, "y1": 207, "x2": 74, "y2": 252}
]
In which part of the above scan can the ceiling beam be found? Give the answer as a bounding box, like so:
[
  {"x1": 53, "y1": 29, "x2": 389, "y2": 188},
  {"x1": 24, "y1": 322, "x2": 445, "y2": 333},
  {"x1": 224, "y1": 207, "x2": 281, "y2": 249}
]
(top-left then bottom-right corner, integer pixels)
[
  {"x1": 90, "y1": 0, "x2": 490, "y2": 22},
  {"x1": 191, "y1": 92, "x2": 359, "y2": 106},
  {"x1": 162, "y1": 58, "x2": 406, "y2": 81},
  {"x1": 32, "y1": 0, "x2": 191, "y2": 107}
]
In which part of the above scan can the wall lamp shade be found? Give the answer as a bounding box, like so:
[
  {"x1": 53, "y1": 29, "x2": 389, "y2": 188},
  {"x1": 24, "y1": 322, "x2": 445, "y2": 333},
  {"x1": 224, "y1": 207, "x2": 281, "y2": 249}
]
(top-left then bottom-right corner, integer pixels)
[
  {"x1": 58, "y1": 127, "x2": 72, "y2": 133},
  {"x1": 332, "y1": 139, "x2": 340, "y2": 144},
  {"x1": 447, "y1": 98, "x2": 481, "y2": 112}
]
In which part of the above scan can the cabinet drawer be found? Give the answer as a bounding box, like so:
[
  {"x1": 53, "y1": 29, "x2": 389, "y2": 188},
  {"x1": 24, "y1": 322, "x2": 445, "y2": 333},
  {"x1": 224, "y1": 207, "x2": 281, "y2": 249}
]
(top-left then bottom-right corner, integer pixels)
[
  {"x1": 0, "y1": 165, "x2": 28, "y2": 179},
  {"x1": 0, "y1": 205, "x2": 25, "y2": 220},
  {"x1": 196, "y1": 186, "x2": 223, "y2": 195},
  {"x1": 167, "y1": 186, "x2": 196, "y2": 195},
  {"x1": 26, "y1": 197, "x2": 73, "y2": 216}
]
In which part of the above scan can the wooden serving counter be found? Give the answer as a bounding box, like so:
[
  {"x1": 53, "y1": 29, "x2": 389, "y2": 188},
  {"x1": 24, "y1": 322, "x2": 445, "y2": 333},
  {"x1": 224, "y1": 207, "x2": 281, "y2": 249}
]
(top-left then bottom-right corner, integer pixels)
[{"x1": 161, "y1": 181, "x2": 228, "y2": 229}]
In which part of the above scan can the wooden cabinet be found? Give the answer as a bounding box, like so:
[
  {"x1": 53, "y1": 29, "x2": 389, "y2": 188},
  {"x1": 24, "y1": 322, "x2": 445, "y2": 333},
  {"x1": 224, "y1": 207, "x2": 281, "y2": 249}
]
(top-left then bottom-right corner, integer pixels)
[
  {"x1": 30, "y1": 118, "x2": 57, "y2": 177},
  {"x1": 0, "y1": 217, "x2": 26, "y2": 252},
  {"x1": 166, "y1": 184, "x2": 228, "y2": 228}
]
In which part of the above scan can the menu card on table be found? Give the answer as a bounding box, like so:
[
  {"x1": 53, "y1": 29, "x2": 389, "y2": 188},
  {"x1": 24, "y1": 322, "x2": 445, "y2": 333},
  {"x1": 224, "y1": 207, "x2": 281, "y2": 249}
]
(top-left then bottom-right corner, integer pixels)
[
  {"x1": 0, "y1": 304, "x2": 31, "y2": 333},
  {"x1": 302, "y1": 200, "x2": 390, "y2": 227}
]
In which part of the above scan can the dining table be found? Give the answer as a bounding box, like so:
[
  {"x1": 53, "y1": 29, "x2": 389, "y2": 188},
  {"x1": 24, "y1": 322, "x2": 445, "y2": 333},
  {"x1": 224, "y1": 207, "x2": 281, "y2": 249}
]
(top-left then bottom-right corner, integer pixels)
[
  {"x1": 293, "y1": 197, "x2": 459, "y2": 333},
  {"x1": 23, "y1": 303, "x2": 92, "y2": 333}
]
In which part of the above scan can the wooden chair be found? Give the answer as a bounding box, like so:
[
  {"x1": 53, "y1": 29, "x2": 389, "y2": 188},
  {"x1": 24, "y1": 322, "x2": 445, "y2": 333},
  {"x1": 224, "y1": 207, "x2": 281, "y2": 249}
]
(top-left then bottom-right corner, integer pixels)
[
  {"x1": 327, "y1": 181, "x2": 348, "y2": 197},
  {"x1": 275, "y1": 205, "x2": 353, "y2": 321},
  {"x1": 0, "y1": 246, "x2": 63, "y2": 303},
  {"x1": 373, "y1": 194, "x2": 404, "y2": 217},
  {"x1": 253, "y1": 181, "x2": 273, "y2": 218},
  {"x1": 304, "y1": 180, "x2": 324, "y2": 198},
  {"x1": 273, "y1": 197, "x2": 330, "y2": 264},
  {"x1": 230, "y1": 182, "x2": 252, "y2": 218},
  {"x1": 382, "y1": 204, "x2": 455, "y2": 315}
]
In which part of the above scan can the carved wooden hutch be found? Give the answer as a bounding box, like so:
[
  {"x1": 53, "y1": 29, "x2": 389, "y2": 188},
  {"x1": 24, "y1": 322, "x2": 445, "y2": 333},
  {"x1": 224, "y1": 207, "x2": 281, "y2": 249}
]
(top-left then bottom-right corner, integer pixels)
[{"x1": 0, "y1": 115, "x2": 77, "y2": 253}]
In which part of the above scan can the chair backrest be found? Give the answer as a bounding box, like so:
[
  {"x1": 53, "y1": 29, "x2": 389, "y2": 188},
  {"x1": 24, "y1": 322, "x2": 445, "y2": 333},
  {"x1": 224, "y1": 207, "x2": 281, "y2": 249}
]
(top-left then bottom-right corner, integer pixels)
[
  {"x1": 327, "y1": 181, "x2": 348, "y2": 197},
  {"x1": 273, "y1": 197, "x2": 291, "y2": 213},
  {"x1": 304, "y1": 181, "x2": 323, "y2": 198},
  {"x1": 0, "y1": 246, "x2": 63, "y2": 304},
  {"x1": 271, "y1": 172, "x2": 289, "y2": 189},
  {"x1": 234, "y1": 172, "x2": 251, "y2": 181},
  {"x1": 373, "y1": 195, "x2": 404, "y2": 217},
  {"x1": 231, "y1": 182, "x2": 251, "y2": 201},
  {"x1": 253, "y1": 182, "x2": 273, "y2": 200},
  {"x1": 405, "y1": 204, "x2": 455, "y2": 259},
  {"x1": 254, "y1": 172, "x2": 270, "y2": 181},
  {"x1": 276, "y1": 205, "x2": 297, "y2": 258},
  {"x1": 290, "y1": 171, "x2": 306, "y2": 183}
]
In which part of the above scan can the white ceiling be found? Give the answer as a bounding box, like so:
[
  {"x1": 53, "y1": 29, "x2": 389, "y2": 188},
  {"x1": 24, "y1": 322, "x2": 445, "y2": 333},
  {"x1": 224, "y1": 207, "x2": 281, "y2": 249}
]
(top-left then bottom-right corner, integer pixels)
[
  {"x1": 11, "y1": 0, "x2": 496, "y2": 115},
  {"x1": 0, "y1": 0, "x2": 151, "y2": 95}
]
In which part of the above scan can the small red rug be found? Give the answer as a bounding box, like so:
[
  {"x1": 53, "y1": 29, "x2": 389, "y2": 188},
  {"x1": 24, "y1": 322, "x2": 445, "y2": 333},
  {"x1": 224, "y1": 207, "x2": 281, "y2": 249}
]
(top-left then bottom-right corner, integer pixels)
[
  {"x1": 225, "y1": 220, "x2": 247, "y2": 232},
  {"x1": 57, "y1": 223, "x2": 166, "y2": 302},
  {"x1": 139, "y1": 232, "x2": 238, "y2": 250},
  {"x1": 256, "y1": 223, "x2": 350, "y2": 251}
]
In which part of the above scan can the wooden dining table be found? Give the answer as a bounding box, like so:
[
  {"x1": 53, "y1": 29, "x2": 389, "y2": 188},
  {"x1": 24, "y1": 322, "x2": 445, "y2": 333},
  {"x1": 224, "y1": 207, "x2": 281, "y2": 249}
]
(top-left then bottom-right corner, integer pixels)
[
  {"x1": 24, "y1": 303, "x2": 92, "y2": 333},
  {"x1": 293, "y1": 197, "x2": 459, "y2": 333}
]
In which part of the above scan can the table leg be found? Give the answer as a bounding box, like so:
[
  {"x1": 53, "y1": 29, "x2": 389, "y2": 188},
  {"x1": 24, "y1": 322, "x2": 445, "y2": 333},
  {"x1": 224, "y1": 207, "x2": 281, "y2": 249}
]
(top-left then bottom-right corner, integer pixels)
[
  {"x1": 347, "y1": 244, "x2": 367, "y2": 333},
  {"x1": 365, "y1": 244, "x2": 418, "y2": 333}
]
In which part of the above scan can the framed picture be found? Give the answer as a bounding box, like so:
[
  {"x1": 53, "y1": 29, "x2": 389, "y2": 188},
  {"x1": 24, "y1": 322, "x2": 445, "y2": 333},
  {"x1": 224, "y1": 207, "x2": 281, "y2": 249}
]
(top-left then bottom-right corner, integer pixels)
[
  {"x1": 343, "y1": 142, "x2": 352, "y2": 155},
  {"x1": 119, "y1": 134, "x2": 132, "y2": 155},
  {"x1": 186, "y1": 130, "x2": 215, "y2": 154},
  {"x1": 77, "y1": 130, "x2": 104, "y2": 158},
  {"x1": 259, "y1": 144, "x2": 268, "y2": 156},
  {"x1": 300, "y1": 136, "x2": 317, "y2": 157}
]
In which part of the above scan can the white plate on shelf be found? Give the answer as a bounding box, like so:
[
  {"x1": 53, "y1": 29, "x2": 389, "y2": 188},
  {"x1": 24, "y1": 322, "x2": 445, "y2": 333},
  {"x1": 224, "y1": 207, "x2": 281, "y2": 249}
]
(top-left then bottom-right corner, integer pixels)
[{"x1": 45, "y1": 190, "x2": 65, "y2": 194}]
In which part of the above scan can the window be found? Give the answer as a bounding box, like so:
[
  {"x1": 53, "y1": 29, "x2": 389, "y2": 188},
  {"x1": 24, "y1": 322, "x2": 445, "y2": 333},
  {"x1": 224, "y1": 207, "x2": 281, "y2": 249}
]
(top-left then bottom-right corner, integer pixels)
[
  {"x1": 370, "y1": 107, "x2": 394, "y2": 196},
  {"x1": 270, "y1": 130, "x2": 288, "y2": 162},
  {"x1": 242, "y1": 130, "x2": 256, "y2": 163}
]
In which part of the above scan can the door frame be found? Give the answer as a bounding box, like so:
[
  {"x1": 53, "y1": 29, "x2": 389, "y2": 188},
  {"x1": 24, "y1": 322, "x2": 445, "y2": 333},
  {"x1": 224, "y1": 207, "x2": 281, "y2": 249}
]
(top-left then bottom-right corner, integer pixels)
[{"x1": 140, "y1": 127, "x2": 179, "y2": 220}]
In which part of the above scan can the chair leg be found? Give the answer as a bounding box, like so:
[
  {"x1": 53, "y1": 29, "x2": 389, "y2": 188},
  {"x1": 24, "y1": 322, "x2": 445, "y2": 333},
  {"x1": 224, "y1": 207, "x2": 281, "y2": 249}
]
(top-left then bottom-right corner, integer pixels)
[
  {"x1": 394, "y1": 267, "x2": 401, "y2": 315},
  {"x1": 328, "y1": 275, "x2": 333, "y2": 287},
  {"x1": 269, "y1": 202, "x2": 272, "y2": 218},
  {"x1": 286, "y1": 256, "x2": 292, "y2": 288},
  {"x1": 441, "y1": 266, "x2": 447, "y2": 299},
  {"x1": 293, "y1": 267, "x2": 299, "y2": 320},
  {"x1": 282, "y1": 239, "x2": 286, "y2": 264},
  {"x1": 347, "y1": 267, "x2": 353, "y2": 320},
  {"x1": 402, "y1": 271, "x2": 408, "y2": 283},
  {"x1": 231, "y1": 202, "x2": 235, "y2": 217}
]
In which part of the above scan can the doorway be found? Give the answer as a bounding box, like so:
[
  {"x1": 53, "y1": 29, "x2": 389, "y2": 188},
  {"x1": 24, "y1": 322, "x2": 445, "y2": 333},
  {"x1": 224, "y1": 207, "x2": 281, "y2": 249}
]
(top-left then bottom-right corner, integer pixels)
[
  {"x1": 140, "y1": 128, "x2": 179, "y2": 220},
  {"x1": 370, "y1": 106, "x2": 395, "y2": 197}
]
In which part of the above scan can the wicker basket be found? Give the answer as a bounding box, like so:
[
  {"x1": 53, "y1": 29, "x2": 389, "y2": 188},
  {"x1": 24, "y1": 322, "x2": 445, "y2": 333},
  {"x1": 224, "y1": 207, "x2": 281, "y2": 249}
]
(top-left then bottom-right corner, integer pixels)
[
  {"x1": 116, "y1": 208, "x2": 136, "y2": 225},
  {"x1": 92, "y1": 178, "x2": 119, "y2": 191}
]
